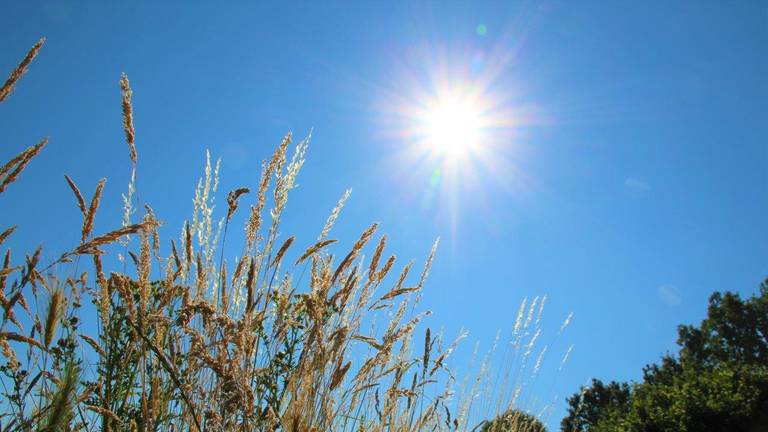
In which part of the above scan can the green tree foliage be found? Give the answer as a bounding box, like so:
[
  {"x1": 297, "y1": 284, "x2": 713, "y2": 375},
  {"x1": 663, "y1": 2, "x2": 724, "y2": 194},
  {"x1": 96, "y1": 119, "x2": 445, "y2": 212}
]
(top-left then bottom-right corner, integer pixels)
[
  {"x1": 482, "y1": 409, "x2": 548, "y2": 432},
  {"x1": 560, "y1": 379, "x2": 630, "y2": 432},
  {"x1": 561, "y1": 279, "x2": 768, "y2": 431}
]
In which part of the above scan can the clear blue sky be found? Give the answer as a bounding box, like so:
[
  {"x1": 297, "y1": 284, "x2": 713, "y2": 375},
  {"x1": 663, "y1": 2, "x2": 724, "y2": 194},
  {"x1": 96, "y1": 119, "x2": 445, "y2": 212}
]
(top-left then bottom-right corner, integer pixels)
[{"x1": 1, "y1": 1, "x2": 766, "y2": 429}]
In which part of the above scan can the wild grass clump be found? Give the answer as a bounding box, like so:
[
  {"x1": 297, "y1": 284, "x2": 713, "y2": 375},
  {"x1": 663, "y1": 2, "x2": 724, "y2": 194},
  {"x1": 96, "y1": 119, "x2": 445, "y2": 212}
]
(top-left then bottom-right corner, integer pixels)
[{"x1": 0, "y1": 39, "x2": 571, "y2": 432}]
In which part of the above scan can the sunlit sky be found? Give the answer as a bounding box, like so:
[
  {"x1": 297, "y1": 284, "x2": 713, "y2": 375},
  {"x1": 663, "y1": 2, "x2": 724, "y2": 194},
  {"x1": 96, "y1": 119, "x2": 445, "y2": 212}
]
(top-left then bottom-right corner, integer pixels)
[{"x1": 1, "y1": 1, "x2": 767, "y2": 429}]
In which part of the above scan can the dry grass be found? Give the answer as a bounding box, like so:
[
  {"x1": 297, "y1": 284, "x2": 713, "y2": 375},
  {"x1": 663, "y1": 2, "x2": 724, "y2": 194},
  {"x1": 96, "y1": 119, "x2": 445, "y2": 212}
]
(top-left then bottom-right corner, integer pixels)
[
  {"x1": 0, "y1": 37, "x2": 44, "y2": 103},
  {"x1": 0, "y1": 39, "x2": 572, "y2": 432}
]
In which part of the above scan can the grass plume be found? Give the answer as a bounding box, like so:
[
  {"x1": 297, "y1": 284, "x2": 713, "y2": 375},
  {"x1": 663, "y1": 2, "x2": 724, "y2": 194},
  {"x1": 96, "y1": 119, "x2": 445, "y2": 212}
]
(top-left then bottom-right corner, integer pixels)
[
  {"x1": 0, "y1": 39, "x2": 573, "y2": 432},
  {"x1": 0, "y1": 37, "x2": 45, "y2": 103}
]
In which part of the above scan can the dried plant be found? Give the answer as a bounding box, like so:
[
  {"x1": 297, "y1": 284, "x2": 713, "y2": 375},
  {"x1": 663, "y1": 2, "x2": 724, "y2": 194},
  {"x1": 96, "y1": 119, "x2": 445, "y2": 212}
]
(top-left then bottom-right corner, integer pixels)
[
  {"x1": 0, "y1": 37, "x2": 44, "y2": 103},
  {"x1": 0, "y1": 38, "x2": 573, "y2": 432},
  {"x1": 0, "y1": 138, "x2": 49, "y2": 195}
]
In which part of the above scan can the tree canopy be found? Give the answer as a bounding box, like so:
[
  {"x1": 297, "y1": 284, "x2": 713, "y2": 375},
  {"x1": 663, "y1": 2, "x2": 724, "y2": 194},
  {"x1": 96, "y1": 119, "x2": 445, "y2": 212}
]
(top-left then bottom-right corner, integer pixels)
[
  {"x1": 561, "y1": 279, "x2": 768, "y2": 431},
  {"x1": 482, "y1": 409, "x2": 547, "y2": 432}
]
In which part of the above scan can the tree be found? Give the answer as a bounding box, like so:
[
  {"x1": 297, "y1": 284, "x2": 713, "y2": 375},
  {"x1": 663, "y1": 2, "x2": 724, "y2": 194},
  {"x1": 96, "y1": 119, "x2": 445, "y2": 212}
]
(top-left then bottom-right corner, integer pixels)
[
  {"x1": 483, "y1": 409, "x2": 548, "y2": 432},
  {"x1": 560, "y1": 379, "x2": 631, "y2": 432},
  {"x1": 560, "y1": 279, "x2": 768, "y2": 431},
  {"x1": 677, "y1": 284, "x2": 768, "y2": 367}
]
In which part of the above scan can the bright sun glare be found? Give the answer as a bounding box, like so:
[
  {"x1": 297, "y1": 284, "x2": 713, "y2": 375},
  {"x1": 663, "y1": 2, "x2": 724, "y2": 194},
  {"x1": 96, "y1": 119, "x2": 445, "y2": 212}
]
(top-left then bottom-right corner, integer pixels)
[
  {"x1": 423, "y1": 96, "x2": 483, "y2": 159},
  {"x1": 377, "y1": 40, "x2": 540, "y2": 231}
]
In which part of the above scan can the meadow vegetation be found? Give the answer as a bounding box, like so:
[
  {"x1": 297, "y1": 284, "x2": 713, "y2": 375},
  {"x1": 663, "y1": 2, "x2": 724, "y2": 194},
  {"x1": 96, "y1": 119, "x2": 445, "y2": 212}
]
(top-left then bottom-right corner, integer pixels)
[
  {"x1": 0, "y1": 39, "x2": 566, "y2": 432},
  {"x1": 3, "y1": 35, "x2": 766, "y2": 432}
]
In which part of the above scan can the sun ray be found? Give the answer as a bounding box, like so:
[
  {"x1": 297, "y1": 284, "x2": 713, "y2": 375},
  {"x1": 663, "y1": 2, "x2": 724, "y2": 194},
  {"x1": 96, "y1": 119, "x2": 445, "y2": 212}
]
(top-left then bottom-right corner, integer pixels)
[{"x1": 369, "y1": 38, "x2": 547, "y2": 240}]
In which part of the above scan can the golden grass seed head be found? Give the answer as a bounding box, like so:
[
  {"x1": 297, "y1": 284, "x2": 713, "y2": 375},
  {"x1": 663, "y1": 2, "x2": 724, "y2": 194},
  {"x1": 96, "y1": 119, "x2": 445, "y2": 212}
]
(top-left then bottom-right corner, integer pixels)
[
  {"x1": 43, "y1": 288, "x2": 64, "y2": 349},
  {"x1": 63, "y1": 175, "x2": 86, "y2": 216},
  {"x1": 119, "y1": 73, "x2": 137, "y2": 165},
  {"x1": 318, "y1": 188, "x2": 351, "y2": 241},
  {"x1": 369, "y1": 235, "x2": 387, "y2": 278},
  {"x1": 81, "y1": 178, "x2": 106, "y2": 243},
  {"x1": 0, "y1": 37, "x2": 44, "y2": 103},
  {"x1": 295, "y1": 239, "x2": 336, "y2": 266},
  {"x1": 226, "y1": 187, "x2": 250, "y2": 221},
  {"x1": 0, "y1": 138, "x2": 49, "y2": 195},
  {"x1": 245, "y1": 161, "x2": 271, "y2": 251},
  {"x1": 271, "y1": 236, "x2": 295, "y2": 268}
]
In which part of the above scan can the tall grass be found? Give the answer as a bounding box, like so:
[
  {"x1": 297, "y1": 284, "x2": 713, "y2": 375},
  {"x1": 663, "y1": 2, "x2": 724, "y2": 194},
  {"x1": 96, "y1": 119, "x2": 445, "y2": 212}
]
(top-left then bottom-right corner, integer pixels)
[{"x1": 0, "y1": 39, "x2": 571, "y2": 432}]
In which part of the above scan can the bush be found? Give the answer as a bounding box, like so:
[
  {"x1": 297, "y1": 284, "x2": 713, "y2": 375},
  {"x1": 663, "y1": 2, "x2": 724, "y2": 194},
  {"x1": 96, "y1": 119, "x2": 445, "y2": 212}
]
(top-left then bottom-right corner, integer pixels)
[{"x1": 482, "y1": 409, "x2": 547, "y2": 432}]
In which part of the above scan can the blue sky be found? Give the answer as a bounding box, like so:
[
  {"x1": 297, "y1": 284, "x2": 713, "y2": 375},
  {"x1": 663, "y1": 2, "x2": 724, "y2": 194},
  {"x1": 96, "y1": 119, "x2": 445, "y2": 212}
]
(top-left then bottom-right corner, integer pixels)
[{"x1": 1, "y1": 1, "x2": 766, "y2": 428}]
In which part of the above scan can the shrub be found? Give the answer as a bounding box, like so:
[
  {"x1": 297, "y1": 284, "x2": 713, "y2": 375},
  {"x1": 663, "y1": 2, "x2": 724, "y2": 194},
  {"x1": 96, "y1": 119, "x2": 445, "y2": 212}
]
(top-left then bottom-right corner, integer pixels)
[{"x1": 482, "y1": 409, "x2": 547, "y2": 432}]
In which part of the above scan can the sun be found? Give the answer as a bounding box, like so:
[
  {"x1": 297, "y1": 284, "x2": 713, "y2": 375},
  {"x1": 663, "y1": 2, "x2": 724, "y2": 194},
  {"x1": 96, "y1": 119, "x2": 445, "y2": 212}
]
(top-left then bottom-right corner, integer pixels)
[
  {"x1": 372, "y1": 38, "x2": 544, "y2": 234},
  {"x1": 422, "y1": 95, "x2": 484, "y2": 160}
]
